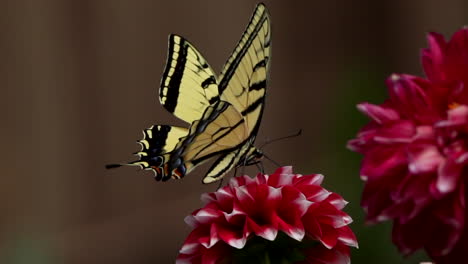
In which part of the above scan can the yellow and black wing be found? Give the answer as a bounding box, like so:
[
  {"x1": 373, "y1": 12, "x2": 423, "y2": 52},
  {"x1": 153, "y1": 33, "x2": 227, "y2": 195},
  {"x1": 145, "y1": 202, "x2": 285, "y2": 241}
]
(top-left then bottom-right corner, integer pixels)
[
  {"x1": 167, "y1": 3, "x2": 271, "y2": 183},
  {"x1": 106, "y1": 125, "x2": 188, "y2": 181},
  {"x1": 107, "y1": 35, "x2": 220, "y2": 180},
  {"x1": 218, "y1": 3, "x2": 271, "y2": 136},
  {"x1": 108, "y1": 3, "x2": 271, "y2": 184},
  {"x1": 159, "y1": 34, "x2": 220, "y2": 124}
]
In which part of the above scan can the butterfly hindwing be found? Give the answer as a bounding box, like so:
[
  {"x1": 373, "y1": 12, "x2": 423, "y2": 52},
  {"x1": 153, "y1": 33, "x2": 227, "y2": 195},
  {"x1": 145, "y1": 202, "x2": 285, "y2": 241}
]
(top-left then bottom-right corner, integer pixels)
[
  {"x1": 164, "y1": 100, "x2": 249, "y2": 181},
  {"x1": 203, "y1": 144, "x2": 252, "y2": 184},
  {"x1": 116, "y1": 125, "x2": 188, "y2": 181},
  {"x1": 159, "y1": 34, "x2": 220, "y2": 124}
]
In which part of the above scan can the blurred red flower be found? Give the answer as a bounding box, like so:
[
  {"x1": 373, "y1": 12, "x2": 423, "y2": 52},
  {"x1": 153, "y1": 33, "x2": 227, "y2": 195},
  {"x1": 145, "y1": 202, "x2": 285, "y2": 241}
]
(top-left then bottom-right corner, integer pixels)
[
  {"x1": 176, "y1": 167, "x2": 357, "y2": 264},
  {"x1": 348, "y1": 28, "x2": 468, "y2": 262}
]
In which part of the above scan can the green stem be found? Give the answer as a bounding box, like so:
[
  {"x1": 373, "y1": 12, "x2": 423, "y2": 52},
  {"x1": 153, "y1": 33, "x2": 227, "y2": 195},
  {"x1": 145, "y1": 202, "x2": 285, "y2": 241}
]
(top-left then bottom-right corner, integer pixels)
[{"x1": 264, "y1": 251, "x2": 271, "y2": 264}]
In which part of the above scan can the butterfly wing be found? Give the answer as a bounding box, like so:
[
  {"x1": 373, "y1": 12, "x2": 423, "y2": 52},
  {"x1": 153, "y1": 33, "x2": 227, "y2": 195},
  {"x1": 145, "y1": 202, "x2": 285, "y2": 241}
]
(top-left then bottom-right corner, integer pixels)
[
  {"x1": 108, "y1": 4, "x2": 271, "y2": 184},
  {"x1": 106, "y1": 125, "x2": 189, "y2": 181},
  {"x1": 218, "y1": 3, "x2": 271, "y2": 137},
  {"x1": 159, "y1": 34, "x2": 220, "y2": 124},
  {"x1": 167, "y1": 4, "x2": 271, "y2": 183},
  {"x1": 165, "y1": 100, "x2": 250, "y2": 181},
  {"x1": 201, "y1": 4, "x2": 272, "y2": 183}
]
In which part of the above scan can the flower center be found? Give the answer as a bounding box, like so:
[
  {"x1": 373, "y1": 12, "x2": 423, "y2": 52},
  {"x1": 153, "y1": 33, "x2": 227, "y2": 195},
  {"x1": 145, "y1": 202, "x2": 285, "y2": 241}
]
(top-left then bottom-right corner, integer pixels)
[{"x1": 448, "y1": 102, "x2": 461, "y2": 109}]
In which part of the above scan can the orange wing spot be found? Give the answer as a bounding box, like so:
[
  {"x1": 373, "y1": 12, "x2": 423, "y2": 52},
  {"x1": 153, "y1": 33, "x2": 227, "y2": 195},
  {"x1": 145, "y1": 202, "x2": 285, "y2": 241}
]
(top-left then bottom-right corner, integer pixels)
[
  {"x1": 151, "y1": 166, "x2": 162, "y2": 175},
  {"x1": 163, "y1": 164, "x2": 170, "y2": 176},
  {"x1": 173, "y1": 168, "x2": 183, "y2": 179},
  {"x1": 449, "y1": 102, "x2": 461, "y2": 109}
]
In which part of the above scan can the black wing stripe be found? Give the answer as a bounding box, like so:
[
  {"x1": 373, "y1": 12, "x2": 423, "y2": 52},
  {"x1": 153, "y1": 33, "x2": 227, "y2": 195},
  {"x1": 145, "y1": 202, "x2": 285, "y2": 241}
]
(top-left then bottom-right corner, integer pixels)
[
  {"x1": 241, "y1": 97, "x2": 264, "y2": 116},
  {"x1": 248, "y1": 80, "x2": 266, "y2": 91},
  {"x1": 253, "y1": 59, "x2": 267, "y2": 72},
  {"x1": 160, "y1": 36, "x2": 189, "y2": 114},
  {"x1": 202, "y1": 76, "x2": 216, "y2": 88},
  {"x1": 205, "y1": 150, "x2": 240, "y2": 180}
]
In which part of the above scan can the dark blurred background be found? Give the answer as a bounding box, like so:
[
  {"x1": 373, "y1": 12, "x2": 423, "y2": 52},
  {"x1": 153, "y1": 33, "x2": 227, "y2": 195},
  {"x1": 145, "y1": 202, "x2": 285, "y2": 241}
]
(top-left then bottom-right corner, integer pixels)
[{"x1": 1, "y1": 0, "x2": 467, "y2": 263}]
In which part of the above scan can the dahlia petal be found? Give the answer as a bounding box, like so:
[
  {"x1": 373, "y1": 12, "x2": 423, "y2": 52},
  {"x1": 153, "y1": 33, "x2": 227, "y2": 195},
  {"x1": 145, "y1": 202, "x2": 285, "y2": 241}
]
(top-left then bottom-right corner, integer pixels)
[
  {"x1": 373, "y1": 120, "x2": 415, "y2": 144},
  {"x1": 184, "y1": 215, "x2": 198, "y2": 228},
  {"x1": 281, "y1": 186, "x2": 312, "y2": 216},
  {"x1": 267, "y1": 185, "x2": 283, "y2": 201},
  {"x1": 203, "y1": 224, "x2": 220, "y2": 248},
  {"x1": 178, "y1": 167, "x2": 356, "y2": 263},
  {"x1": 200, "y1": 244, "x2": 230, "y2": 264},
  {"x1": 337, "y1": 226, "x2": 358, "y2": 248},
  {"x1": 313, "y1": 204, "x2": 352, "y2": 228},
  {"x1": 357, "y1": 103, "x2": 399, "y2": 124},
  {"x1": 302, "y1": 244, "x2": 351, "y2": 264},
  {"x1": 175, "y1": 257, "x2": 192, "y2": 264},
  {"x1": 325, "y1": 193, "x2": 348, "y2": 210},
  {"x1": 192, "y1": 208, "x2": 222, "y2": 224},
  {"x1": 360, "y1": 146, "x2": 407, "y2": 180},
  {"x1": 215, "y1": 223, "x2": 247, "y2": 249},
  {"x1": 268, "y1": 166, "x2": 295, "y2": 187},
  {"x1": 229, "y1": 175, "x2": 255, "y2": 188},
  {"x1": 445, "y1": 29, "x2": 468, "y2": 82},
  {"x1": 255, "y1": 172, "x2": 268, "y2": 184},
  {"x1": 299, "y1": 185, "x2": 330, "y2": 203},
  {"x1": 179, "y1": 242, "x2": 200, "y2": 255},
  {"x1": 388, "y1": 74, "x2": 431, "y2": 117},
  {"x1": 361, "y1": 176, "x2": 405, "y2": 222},
  {"x1": 274, "y1": 166, "x2": 293, "y2": 175},
  {"x1": 274, "y1": 213, "x2": 306, "y2": 241},
  {"x1": 294, "y1": 173, "x2": 324, "y2": 187},
  {"x1": 408, "y1": 144, "x2": 444, "y2": 174},
  {"x1": 414, "y1": 125, "x2": 435, "y2": 140},
  {"x1": 422, "y1": 32, "x2": 447, "y2": 81},
  {"x1": 436, "y1": 105, "x2": 468, "y2": 127},
  {"x1": 234, "y1": 185, "x2": 255, "y2": 204},
  {"x1": 302, "y1": 214, "x2": 323, "y2": 240},
  {"x1": 437, "y1": 157, "x2": 462, "y2": 194},
  {"x1": 246, "y1": 217, "x2": 278, "y2": 241},
  {"x1": 347, "y1": 128, "x2": 379, "y2": 152},
  {"x1": 350, "y1": 27, "x2": 468, "y2": 261},
  {"x1": 318, "y1": 225, "x2": 339, "y2": 249}
]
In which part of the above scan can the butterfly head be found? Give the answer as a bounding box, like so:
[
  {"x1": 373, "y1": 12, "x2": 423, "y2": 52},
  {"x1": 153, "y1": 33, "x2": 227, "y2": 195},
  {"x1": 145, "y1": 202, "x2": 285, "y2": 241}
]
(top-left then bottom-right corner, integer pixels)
[{"x1": 242, "y1": 146, "x2": 264, "y2": 166}]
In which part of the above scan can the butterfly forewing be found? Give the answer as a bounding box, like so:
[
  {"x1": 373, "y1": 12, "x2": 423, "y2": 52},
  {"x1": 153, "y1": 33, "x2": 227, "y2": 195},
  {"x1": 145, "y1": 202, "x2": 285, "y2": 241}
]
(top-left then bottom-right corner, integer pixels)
[
  {"x1": 218, "y1": 4, "x2": 271, "y2": 136},
  {"x1": 159, "y1": 35, "x2": 220, "y2": 124}
]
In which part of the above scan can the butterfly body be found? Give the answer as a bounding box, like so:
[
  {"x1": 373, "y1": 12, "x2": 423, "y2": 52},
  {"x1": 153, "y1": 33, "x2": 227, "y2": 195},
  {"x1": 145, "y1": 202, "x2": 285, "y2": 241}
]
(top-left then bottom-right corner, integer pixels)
[{"x1": 107, "y1": 3, "x2": 271, "y2": 184}]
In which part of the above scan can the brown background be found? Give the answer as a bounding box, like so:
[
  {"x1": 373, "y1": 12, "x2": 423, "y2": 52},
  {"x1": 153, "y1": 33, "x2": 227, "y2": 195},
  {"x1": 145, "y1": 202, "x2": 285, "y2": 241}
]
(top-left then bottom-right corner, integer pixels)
[{"x1": 1, "y1": 0, "x2": 467, "y2": 263}]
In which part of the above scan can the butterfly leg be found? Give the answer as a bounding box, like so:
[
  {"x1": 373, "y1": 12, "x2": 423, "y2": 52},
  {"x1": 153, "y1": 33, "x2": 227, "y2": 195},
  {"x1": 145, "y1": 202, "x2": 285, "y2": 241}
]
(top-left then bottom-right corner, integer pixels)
[
  {"x1": 216, "y1": 178, "x2": 224, "y2": 190},
  {"x1": 255, "y1": 162, "x2": 265, "y2": 174}
]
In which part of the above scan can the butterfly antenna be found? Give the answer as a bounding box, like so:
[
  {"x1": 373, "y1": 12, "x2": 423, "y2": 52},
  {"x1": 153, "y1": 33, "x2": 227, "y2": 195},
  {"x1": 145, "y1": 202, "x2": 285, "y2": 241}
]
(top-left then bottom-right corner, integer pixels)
[
  {"x1": 260, "y1": 129, "x2": 302, "y2": 149},
  {"x1": 263, "y1": 153, "x2": 281, "y2": 167},
  {"x1": 105, "y1": 161, "x2": 140, "y2": 170},
  {"x1": 105, "y1": 164, "x2": 123, "y2": 169}
]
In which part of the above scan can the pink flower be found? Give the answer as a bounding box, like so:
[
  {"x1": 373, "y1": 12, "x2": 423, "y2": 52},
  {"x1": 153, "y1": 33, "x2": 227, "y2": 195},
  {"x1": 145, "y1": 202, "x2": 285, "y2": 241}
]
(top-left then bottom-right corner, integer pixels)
[
  {"x1": 348, "y1": 28, "x2": 468, "y2": 262},
  {"x1": 176, "y1": 167, "x2": 358, "y2": 264}
]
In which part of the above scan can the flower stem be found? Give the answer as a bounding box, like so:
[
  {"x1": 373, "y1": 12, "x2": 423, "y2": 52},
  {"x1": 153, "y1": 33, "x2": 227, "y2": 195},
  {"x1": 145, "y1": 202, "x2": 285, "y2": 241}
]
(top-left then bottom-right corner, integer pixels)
[{"x1": 264, "y1": 251, "x2": 271, "y2": 264}]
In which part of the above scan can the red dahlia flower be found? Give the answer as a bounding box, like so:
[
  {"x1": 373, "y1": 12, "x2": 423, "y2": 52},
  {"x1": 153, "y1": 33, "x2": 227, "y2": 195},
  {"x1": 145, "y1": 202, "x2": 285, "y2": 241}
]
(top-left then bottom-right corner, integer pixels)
[
  {"x1": 348, "y1": 28, "x2": 468, "y2": 262},
  {"x1": 176, "y1": 167, "x2": 357, "y2": 264}
]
